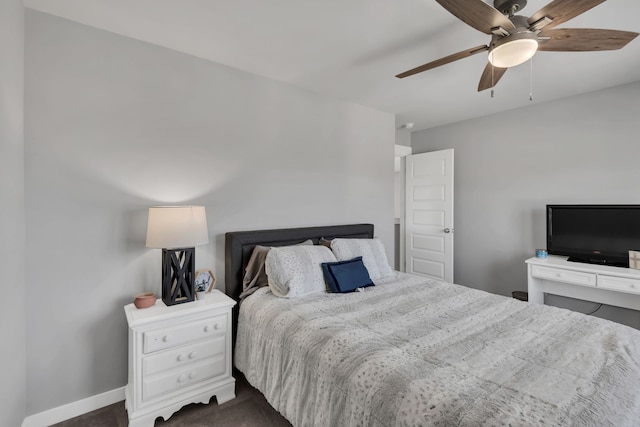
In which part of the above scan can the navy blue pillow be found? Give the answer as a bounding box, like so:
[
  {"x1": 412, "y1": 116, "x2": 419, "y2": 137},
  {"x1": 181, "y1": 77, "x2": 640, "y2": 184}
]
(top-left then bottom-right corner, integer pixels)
[{"x1": 321, "y1": 257, "x2": 374, "y2": 293}]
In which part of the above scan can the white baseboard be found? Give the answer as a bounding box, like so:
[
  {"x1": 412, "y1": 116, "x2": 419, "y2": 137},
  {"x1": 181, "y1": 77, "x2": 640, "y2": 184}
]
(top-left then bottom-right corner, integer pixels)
[{"x1": 22, "y1": 387, "x2": 125, "y2": 427}]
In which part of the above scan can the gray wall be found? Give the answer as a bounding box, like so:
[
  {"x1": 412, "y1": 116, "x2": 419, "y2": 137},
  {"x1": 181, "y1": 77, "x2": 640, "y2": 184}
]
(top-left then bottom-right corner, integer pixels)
[
  {"x1": 412, "y1": 81, "x2": 640, "y2": 329},
  {"x1": 395, "y1": 129, "x2": 411, "y2": 147},
  {"x1": 25, "y1": 10, "x2": 394, "y2": 415},
  {"x1": 0, "y1": 1, "x2": 26, "y2": 426}
]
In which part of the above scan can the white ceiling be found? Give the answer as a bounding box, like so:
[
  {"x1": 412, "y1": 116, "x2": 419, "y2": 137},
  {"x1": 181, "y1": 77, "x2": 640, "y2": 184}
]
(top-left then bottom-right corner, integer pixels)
[{"x1": 24, "y1": 0, "x2": 640, "y2": 131}]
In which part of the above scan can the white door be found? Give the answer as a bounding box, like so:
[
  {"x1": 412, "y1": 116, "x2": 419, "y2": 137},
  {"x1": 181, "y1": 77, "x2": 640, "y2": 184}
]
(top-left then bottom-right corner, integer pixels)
[{"x1": 405, "y1": 149, "x2": 454, "y2": 282}]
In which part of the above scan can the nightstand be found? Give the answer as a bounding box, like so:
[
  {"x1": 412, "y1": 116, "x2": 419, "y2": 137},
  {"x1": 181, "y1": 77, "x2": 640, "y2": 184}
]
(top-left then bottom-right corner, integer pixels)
[{"x1": 124, "y1": 290, "x2": 236, "y2": 426}]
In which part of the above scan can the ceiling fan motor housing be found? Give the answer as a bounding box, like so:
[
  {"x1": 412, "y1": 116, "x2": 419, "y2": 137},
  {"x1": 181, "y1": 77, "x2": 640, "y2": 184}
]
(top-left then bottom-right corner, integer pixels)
[{"x1": 494, "y1": 0, "x2": 527, "y2": 16}]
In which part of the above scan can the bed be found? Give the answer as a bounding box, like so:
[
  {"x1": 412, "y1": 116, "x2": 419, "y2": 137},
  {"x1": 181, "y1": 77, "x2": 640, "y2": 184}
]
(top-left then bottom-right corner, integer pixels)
[{"x1": 225, "y1": 224, "x2": 640, "y2": 426}]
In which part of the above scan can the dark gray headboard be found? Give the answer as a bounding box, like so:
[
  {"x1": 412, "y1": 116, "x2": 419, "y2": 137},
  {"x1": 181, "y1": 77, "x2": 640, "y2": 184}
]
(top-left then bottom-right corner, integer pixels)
[{"x1": 224, "y1": 223, "x2": 374, "y2": 345}]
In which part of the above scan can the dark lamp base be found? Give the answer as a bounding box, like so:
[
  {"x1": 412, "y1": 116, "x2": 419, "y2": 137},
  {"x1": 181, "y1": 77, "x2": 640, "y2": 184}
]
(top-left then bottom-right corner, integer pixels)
[{"x1": 161, "y1": 247, "x2": 195, "y2": 306}]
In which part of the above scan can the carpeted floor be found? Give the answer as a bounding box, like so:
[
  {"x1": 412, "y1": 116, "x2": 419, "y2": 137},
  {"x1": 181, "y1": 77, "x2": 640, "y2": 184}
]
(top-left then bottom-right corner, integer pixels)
[{"x1": 52, "y1": 371, "x2": 292, "y2": 427}]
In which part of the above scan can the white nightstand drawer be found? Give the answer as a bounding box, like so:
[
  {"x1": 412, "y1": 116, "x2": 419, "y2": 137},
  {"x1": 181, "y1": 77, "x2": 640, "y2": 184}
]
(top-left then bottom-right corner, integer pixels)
[
  {"x1": 598, "y1": 275, "x2": 640, "y2": 295},
  {"x1": 531, "y1": 265, "x2": 596, "y2": 287},
  {"x1": 142, "y1": 336, "x2": 225, "y2": 376},
  {"x1": 143, "y1": 314, "x2": 227, "y2": 354},
  {"x1": 142, "y1": 356, "x2": 226, "y2": 402}
]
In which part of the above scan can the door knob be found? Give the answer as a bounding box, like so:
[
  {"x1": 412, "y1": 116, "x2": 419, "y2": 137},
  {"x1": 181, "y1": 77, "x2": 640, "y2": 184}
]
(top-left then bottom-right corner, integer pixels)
[{"x1": 444, "y1": 228, "x2": 453, "y2": 233}]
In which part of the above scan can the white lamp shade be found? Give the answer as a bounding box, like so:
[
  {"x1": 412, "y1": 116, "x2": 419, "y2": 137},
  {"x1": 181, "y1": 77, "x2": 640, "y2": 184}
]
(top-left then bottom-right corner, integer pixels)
[
  {"x1": 488, "y1": 36, "x2": 538, "y2": 68},
  {"x1": 146, "y1": 206, "x2": 209, "y2": 249}
]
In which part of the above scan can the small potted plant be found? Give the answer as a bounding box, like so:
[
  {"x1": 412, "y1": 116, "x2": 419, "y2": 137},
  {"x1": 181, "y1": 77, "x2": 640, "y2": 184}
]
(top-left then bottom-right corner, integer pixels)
[{"x1": 195, "y1": 281, "x2": 207, "y2": 300}]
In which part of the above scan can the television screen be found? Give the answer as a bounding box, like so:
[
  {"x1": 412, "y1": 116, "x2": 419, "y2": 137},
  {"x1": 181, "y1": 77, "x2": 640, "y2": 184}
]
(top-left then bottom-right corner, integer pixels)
[{"x1": 547, "y1": 205, "x2": 640, "y2": 267}]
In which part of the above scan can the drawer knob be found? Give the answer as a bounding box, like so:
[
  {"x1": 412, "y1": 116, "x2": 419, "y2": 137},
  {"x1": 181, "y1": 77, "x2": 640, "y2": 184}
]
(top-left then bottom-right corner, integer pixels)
[
  {"x1": 189, "y1": 372, "x2": 196, "y2": 380},
  {"x1": 214, "y1": 323, "x2": 219, "y2": 330},
  {"x1": 177, "y1": 354, "x2": 184, "y2": 362},
  {"x1": 177, "y1": 374, "x2": 186, "y2": 383},
  {"x1": 189, "y1": 351, "x2": 197, "y2": 359},
  {"x1": 162, "y1": 335, "x2": 170, "y2": 343}
]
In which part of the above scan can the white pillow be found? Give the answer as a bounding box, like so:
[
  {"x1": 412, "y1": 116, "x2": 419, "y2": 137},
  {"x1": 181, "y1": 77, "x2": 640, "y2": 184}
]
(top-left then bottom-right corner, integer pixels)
[
  {"x1": 265, "y1": 245, "x2": 337, "y2": 298},
  {"x1": 330, "y1": 238, "x2": 393, "y2": 280}
]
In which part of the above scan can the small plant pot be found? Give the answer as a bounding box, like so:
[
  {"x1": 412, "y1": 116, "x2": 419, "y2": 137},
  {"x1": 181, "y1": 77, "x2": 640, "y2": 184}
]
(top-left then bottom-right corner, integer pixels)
[
  {"x1": 134, "y1": 292, "x2": 157, "y2": 309},
  {"x1": 196, "y1": 291, "x2": 206, "y2": 300}
]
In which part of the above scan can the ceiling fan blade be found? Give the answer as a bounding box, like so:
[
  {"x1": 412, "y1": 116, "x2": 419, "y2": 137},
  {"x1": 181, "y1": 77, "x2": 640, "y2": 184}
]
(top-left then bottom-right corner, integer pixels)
[
  {"x1": 538, "y1": 28, "x2": 639, "y2": 51},
  {"x1": 527, "y1": 0, "x2": 605, "y2": 31},
  {"x1": 435, "y1": 0, "x2": 515, "y2": 35},
  {"x1": 478, "y1": 63, "x2": 507, "y2": 92},
  {"x1": 396, "y1": 45, "x2": 488, "y2": 79}
]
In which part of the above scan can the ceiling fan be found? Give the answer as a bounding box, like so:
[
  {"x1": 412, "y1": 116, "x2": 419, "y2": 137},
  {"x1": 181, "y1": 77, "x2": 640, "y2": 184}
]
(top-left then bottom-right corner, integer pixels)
[{"x1": 396, "y1": 0, "x2": 639, "y2": 91}]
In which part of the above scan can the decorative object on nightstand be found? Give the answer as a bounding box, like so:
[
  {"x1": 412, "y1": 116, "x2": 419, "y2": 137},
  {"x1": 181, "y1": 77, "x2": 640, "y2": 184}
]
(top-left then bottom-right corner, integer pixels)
[
  {"x1": 195, "y1": 285, "x2": 207, "y2": 301},
  {"x1": 133, "y1": 292, "x2": 157, "y2": 309},
  {"x1": 146, "y1": 206, "x2": 209, "y2": 306},
  {"x1": 124, "y1": 290, "x2": 237, "y2": 426},
  {"x1": 195, "y1": 269, "x2": 216, "y2": 300}
]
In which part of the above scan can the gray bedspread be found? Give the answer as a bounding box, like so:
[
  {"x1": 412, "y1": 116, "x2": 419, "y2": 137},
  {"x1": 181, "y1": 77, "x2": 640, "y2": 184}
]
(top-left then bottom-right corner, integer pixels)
[{"x1": 235, "y1": 272, "x2": 640, "y2": 426}]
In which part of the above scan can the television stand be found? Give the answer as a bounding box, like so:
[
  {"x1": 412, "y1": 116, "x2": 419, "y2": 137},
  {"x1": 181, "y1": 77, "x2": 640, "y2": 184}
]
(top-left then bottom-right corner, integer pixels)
[{"x1": 526, "y1": 255, "x2": 640, "y2": 312}]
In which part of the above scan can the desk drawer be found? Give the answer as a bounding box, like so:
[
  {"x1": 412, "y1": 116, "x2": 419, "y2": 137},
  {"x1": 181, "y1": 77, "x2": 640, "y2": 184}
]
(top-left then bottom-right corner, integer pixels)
[
  {"x1": 531, "y1": 265, "x2": 596, "y2": 287},
  {"x1": 598, "y1": 275, "x2": 640, "y2": 295},
  {"x1": 143, "y1": 314, "x2": 227, "y2": 354}
]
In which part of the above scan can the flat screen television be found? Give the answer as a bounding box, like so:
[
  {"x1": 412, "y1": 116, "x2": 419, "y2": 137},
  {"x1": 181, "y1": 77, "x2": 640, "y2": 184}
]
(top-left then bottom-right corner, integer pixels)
[{"x1": 547, "y1": 205, "x2": 640, "y2": 268}]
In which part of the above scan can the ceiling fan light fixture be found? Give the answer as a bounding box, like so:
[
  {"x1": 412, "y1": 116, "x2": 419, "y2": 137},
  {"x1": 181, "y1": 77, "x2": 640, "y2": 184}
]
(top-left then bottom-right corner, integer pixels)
[{"x1": 488, "y1": 33, "x2": 538, "y2": 68}]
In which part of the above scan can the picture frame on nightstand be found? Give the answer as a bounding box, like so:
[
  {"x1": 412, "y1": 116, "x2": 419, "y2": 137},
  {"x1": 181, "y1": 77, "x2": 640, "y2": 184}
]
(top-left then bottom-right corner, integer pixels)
[{"x1": 195, "y1": 269, "x2": 216, "y2": 292}]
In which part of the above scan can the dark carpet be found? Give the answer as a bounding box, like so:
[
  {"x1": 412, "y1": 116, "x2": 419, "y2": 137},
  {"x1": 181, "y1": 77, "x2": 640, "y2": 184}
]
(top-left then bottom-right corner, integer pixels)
[{"x1": 51, "y1": 371, "x2": 292, "y2": 427}]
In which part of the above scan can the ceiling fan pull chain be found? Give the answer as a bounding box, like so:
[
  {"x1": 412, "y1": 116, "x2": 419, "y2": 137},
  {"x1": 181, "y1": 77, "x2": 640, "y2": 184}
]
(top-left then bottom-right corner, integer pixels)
[
  {"x1": 491, "y1": 63, "x2": 495, "y2": 98},
  {"x1": 529, "y1": 57, "x2": 533, "y2": 101}
]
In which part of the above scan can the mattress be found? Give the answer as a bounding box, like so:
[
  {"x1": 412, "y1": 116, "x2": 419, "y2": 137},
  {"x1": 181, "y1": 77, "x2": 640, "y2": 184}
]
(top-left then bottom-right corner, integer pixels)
[{"x1": 235, "y1": 272, "x2": 640, "y2": 426}]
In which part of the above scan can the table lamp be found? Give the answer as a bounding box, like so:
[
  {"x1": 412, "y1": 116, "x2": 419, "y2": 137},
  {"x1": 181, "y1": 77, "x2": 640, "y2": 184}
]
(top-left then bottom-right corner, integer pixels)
[{"x1": 146, "y1": 206, "x2": 209, "y2": 306}]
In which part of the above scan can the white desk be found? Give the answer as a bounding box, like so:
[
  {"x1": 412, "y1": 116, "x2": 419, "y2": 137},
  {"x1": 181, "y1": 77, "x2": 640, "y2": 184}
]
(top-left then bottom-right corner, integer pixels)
[{"x1": 526, "y1": 256, "x2": 640, "y2": 311}]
